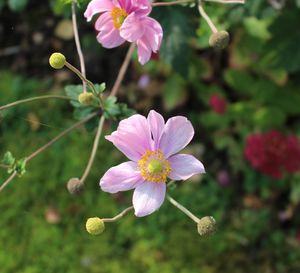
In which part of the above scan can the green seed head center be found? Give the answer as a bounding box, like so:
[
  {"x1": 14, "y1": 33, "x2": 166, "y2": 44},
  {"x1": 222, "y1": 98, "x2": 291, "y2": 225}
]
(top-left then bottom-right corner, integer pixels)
[{"x1": 147, "y1": 160, "x2": 163, "y2": 174}]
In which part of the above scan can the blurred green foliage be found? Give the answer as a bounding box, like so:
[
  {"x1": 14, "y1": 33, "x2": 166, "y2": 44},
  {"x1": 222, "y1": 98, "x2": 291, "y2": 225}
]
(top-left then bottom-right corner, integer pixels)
[{"x1": 1, "y1": 0, "x2": 300, "y2": 273}]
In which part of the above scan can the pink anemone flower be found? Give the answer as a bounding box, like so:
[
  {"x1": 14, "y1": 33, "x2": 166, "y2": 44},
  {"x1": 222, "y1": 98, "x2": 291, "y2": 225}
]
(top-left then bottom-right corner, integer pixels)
[
  {"x1": 100, "y1": 110, "x2": 205, "y2": 217},
  {"x1": 84, "y1": 0, "x2": 163, "y2": 65}
]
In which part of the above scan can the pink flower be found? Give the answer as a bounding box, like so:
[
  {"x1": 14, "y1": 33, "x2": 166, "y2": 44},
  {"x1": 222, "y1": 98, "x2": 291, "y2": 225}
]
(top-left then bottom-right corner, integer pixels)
[
  {"x1": 100, "y1": 110, "x2": 205, "y2": 217},
  {"x1": 209, "y1": 94, "x2": 227, "y2": 115},
  {"x1": 84, "y1": 0, "x2": 163, "y2": 65}
]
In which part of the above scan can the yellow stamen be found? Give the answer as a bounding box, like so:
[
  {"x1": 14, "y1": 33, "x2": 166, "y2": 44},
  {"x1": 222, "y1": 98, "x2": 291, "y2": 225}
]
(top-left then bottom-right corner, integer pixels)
[
  {"x1": 138, "y1": 150, "x2": 171, "y2": 183},
  {"x1": 111, "y1": 7, "x2": 128, "y2": 30}
]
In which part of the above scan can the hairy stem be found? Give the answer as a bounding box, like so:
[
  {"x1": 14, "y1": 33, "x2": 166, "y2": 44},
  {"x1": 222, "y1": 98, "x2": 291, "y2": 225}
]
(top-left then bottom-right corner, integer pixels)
[
  {"x1": 0, "y1": 95, "x2": 74, "y2": 112},
  {"x1": 198, "y1": 0, "x2": 218, "y2": 33},
  {"x1": 72, "y1": 0, "x2": 87, "y2": 92},
  {"x1": 102, "y1": 206, "x2": 134, "y2": 222},
  {"x1": 167, "y1": 195, "x2": 200, "y2": 223},
  {"x1": 80, "y1": 115, "x2": 105, "y2": 184},
  {"x1": 110, "y1": 43, "x2": 135, "y2": 97}
]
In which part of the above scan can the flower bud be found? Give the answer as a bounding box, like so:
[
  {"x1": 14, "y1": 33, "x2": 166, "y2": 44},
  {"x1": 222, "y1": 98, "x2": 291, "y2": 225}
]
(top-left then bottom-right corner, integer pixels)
[
  {"x1": 209, "y1": 31, "x2": 230, "y2": 50},
  {"x1": 49, "y1": 52, "x2": 66, "y2": 69},
  {"x1": 197, "y1": 216, "x2": 217, "y2": 237},
  {"x1": 86, "y1": 217, "x2": 105, "y2": 235},
  {"x1": 67, "y1": 178, "x2": 84, "y2": 195},
  {"x1": 78, "y1": 92, "x2": 95, "y2": 105}
]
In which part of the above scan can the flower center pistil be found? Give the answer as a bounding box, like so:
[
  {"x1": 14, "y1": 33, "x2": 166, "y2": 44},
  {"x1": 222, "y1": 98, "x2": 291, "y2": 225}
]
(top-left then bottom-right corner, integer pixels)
[
  {"x1": 111, "y1": 7, "x2": 128, "y2": 30},
  {"x1": 138, "y1": 150, "x2": 171, "y2": 183}
]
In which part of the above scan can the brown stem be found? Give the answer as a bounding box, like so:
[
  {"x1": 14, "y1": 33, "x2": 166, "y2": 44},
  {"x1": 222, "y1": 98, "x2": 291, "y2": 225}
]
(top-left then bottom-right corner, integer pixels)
[
  {"x1": 110, "y1": 43, "x2": 135, "y2": 97},
  {"x1": 0, "y1": 172, "x2": 17, "y2": 192},
  {"x1": 152, "y1": 0, "x2": 194, "y2": 6}
]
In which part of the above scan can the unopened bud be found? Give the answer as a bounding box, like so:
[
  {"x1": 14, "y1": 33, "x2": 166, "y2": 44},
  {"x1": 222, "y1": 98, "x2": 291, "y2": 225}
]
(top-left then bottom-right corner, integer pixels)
[
  {"x1": 49, "y1": 52, "x2": 66, "y2": 69},
  {"x1": 78, "y1": 92, "x2": 95, "y2": 105},
  {"x1": 209, "y1": 31, "x2": 230, "y2": 50},
  {"x1": 67, "y1": 177, "x2": 84, "y2": 195},
  {"x1": 86, "y1": 217, "x2": 105, "y2": 235},
  {"x1": 197, "y1": 216, "x2": 217, "y2": 237}
]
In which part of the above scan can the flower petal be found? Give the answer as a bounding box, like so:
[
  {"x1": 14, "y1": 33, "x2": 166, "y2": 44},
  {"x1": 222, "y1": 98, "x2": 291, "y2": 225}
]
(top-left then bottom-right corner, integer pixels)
[
  {"x1": 120, "y1": 13, "x2": 145, "y2": 42},
  {"x1": 168, "y1": 154, "x2": 205, "y2": 181},
  {"x1": 133, "y1": 181, "x2": 166, "y2": 217},
  {"x1": 135, "y1": 17, "x2": 163, "y2": 64},
  {"x1": 100, "y1": 161, "x2": 144, "y2": 193},
  {"x1": 147, "y1": 110, "x2": 165, "y2": 149},
  {"x1": 159, "y1": 116, "x2": 194, "y2": 158},
  {"x1": 105, "y1": 114, "x2": 152, "y2": 161},
  {"x1": 84, "y1": 0, "x2": 114, "y2": 21},
  {"x1": 95, "y1": 14, "x2": 125, "y2": 48}
]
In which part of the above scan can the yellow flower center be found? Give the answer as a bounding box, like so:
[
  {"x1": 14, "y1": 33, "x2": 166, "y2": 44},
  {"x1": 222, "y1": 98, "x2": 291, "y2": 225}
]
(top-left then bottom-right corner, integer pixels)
[
  {"x1": 138, "y1": 150, "x2": 171, "y2": 183},
  {"x1": 111, "y1": 7, "x2": 128, "y2": 30}
]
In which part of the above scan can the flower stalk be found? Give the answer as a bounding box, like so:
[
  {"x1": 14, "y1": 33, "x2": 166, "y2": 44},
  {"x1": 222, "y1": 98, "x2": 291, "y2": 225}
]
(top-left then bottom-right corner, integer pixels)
[
  {"x1": 102, "y1": 206, "x2": 134, "y2": 222},
  {"x1": 198, "y1": 0, "x2": 218, "y2": 34}
]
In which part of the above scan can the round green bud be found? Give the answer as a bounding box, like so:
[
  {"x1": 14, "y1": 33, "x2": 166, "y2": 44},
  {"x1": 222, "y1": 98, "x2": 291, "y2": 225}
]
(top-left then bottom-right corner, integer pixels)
[
  {"x1": 86, "y1": 217, "x2": 105, "y2": 235},
  {"x1": 78, "y1": 92, "x2": 95, "y2": 105},
  {"x1": 67, "y1": 177, "x2": 84, "y2": 195},
  {"x1": 197, "y1": 216, "x2": 217, "y2": 237},
  {"x1": 49, "y1": 52, "x2": 66, "y2": 69},
  {"x1": 209, "y1": 31, "x2": 230, "y2": 50}
]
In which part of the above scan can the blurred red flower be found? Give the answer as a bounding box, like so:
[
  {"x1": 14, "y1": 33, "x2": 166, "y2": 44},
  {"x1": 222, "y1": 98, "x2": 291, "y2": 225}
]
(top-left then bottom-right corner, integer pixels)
[
  {"x1": 209, "y1": 94, "x2": 227, "y2": 115},
  {"x1": 245, "y1": 130, "x2": 300, "y2": 179}
]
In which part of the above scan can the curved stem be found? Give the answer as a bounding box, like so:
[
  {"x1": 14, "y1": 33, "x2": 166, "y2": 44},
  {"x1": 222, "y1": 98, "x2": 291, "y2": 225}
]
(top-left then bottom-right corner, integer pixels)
[
  {"x1": 80, "y1": 115, "x2": 105, "y2": 184},
  {"x1": 102, "y1": 206, "x2": 134, "y2": 222},
  {"x1": 167, "y1": 195, "x2": 200, "y2": 223},
  {"x1": 72, "y1": 0, "x2": 87, "y2": 92},
  {"x1": 25, "y1": 112, "x2": 98, "y2": 162},
  {"x1": 198, "y1": 0, "x2": 218, "y2": 33},
  {"x1": 205, "y1": 0, "x2": 245, "y2": 3},
  {"x1": 110, "y1": 43, "x2": 135, "y2": 97},
  {"x1": 0, "y1": 95, "x2": 73, "y2": 112},
  {"x1": 152, "y1": 0, "x2": 194, "y2": 6},
  {"x1": 0, "y1": 172, "x2": 17, "y2": 192}
]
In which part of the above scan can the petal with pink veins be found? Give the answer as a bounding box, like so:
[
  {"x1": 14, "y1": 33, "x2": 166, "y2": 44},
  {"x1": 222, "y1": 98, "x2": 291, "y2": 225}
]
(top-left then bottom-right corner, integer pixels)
[
  {"x1": 133, "y1": 181, "x2": 166, "y2": 217},
  {"x1": 84, "y1": 0, "x2": 114, "y2": 21},
  {"x1": 100, "y1": 161, "x2": 144, "y2": 193},
  {"x1": 120, "y1": 13, "x2": 145, "y2": 42},
  {"x1": 159, "y1": 116, "x2": 194, "y2": 158},
  {"x1": 168, "y1": 154, "x2": 205, "y2": 181},
  {"x1": 105, "y1": 114, "x2": 152, "y2": 161},
  {"x1": 136, "y1": 38, "x2": 152, "y2": 65},
  {"x1": 147, "y1": 110, "x2": 165, "y2": 149}
]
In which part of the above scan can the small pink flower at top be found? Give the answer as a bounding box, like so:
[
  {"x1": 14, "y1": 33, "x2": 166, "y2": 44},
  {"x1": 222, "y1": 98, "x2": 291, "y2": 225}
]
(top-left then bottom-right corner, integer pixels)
[
  {"x1": 209, "y1": 94, "x2": 227, "y2": 115},
  {"x1": 100, "y1": 110, "x2": 205, "y2": 217},
  {"x1": 84, "y1": 0, "x2": 163, "y2": 65},
  {"x1": 245, "y1": 130, "x2": 300, "y2": 179}
]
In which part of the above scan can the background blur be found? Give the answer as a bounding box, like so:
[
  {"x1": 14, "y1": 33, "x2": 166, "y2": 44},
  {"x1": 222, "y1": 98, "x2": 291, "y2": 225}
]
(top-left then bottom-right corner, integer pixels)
[{"x1": 1, "y1": 0, "x2": 300, "y2": 272}]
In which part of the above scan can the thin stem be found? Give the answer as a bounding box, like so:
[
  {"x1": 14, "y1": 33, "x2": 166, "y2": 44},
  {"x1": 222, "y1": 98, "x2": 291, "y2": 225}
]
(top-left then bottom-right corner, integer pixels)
[
  {"x1": 167, "y1": 195, "x2": 200, "y2": 223},
  {"x1": 0, "y1": 164, "x2": 9, "y2": 169},
  {"x1": 80, "y1": 115, "x2": 105, "y2": 184},
  {"x1": 0, "y1": 95, "x2": 74, "y2": 112},
  {"x1": 71, "y1": 0, "x2": 87, "y2": 92},
  {"x1": 0, "y1": 172, "x2": 17, "y2": 192},
  {"x1": 102, "y1": 206, "x2": 134, "y2": 222},
  {"x1": 110, "y1": 43, "x2": 135, "y2": 97},
  {"x1": 25, "y1": 112, "x2": 98, "y2": 162},
  {"x1": 205, "y1": 0, "x2": 245, "y2": 3},
  {"x1": 152, "y1": 0, "x2": 194, "y2": 6},
  {"x1": 198, "y1": 0, "x2": 218, "y2": 33}
]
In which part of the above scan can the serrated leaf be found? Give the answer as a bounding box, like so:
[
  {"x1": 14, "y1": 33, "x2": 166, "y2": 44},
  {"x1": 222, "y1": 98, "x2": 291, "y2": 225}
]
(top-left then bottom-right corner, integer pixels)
[{"x1": 64, "y1": 85, "x2": 83, "y2": 107}]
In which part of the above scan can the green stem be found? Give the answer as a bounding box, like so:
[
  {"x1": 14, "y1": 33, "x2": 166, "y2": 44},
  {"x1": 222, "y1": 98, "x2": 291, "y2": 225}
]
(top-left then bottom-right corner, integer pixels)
[
  {"x1": 0, "y1": 95, "x2": 74, "y2": 112},
  {"x1": 102, "y1": 206, "x2": 134, "y2": 222},
  {"x1": 152, "y1": 0, "x2": 194, "y2": 6}
]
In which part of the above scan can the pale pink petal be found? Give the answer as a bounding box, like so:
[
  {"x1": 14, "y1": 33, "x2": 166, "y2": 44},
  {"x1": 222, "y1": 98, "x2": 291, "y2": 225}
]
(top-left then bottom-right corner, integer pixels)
[
  {"x1": 147, "y1": 110, "x2": 165, "y2": 149},
  {"x1": 131, "y1": 0, "x2": 152, "y2": 16},
  {"x1": 120, "y1": 13, "x2": 145, "y2": 42},
  {"x1": 84, "y1": 0, "x2": 114, "y2": 21},
  {"x1": 100, "y1": 161, "x2": 144, "y2": 193},
  {"x1": 168, "y1": 154, "x2": 205, "y2": 181},
  {"x1": 95, "y1": 11, "x2": 112, "y2": 31},
  {"x1": 96, "y1": 17, "x2": 125, "y2": 48},
  {"x1": 136, "y1": 17, "x2": 163, "y2": 65},
  {"x1": 136, "y1": 38, "x2": 152, "y2": 65},
  {"x1": 105, "y1": 114, "x2": 152, "y2": 161},
  {"x1": 159, "y1": 116, "x2": 194, "y2": 158},
  {"x1": 133, "y1": 181, "x2": 166, "y2": 217}
]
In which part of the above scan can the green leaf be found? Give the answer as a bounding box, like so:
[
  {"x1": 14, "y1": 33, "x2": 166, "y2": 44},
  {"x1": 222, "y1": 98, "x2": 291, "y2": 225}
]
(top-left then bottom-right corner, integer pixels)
[
  {"x1": 1, "y1": 151, "x2": 15, "y2": 166},
  {"x1": 15, "y1": 158, "x2": 26, "y2": 177},
  {"x1": 65, "y1": 85, "x2": 83, "y2": 108},
  {"x1": 94, "y1": 83, "x2": 106, "y2": 95},
  {"x1": 103, "y1": 97, "x2": 135, "y2": 120}
]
